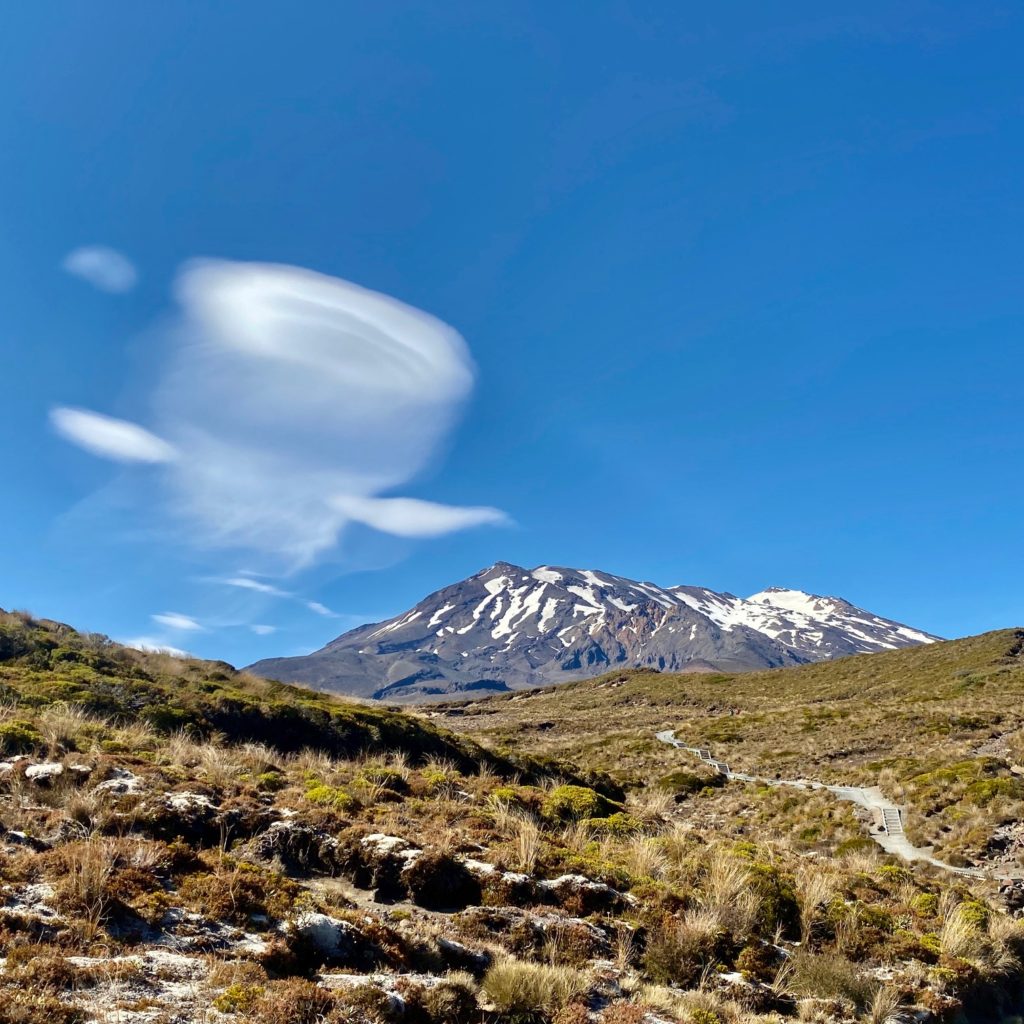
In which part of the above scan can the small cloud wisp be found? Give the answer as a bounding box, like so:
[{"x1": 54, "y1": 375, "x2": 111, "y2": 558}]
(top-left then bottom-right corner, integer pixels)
[
  {"x1": 51, "y1": 408, "x2": 177, "y2": 464},
  {"x1": 213, "y1": 576, "x2": 338, "y2": 618},
  {"x1": 151, "y1": 612, "x2": 204, "y2": 632},
  {"x1": 62, "y1": 245, "x2": 138, "y2": 293}
]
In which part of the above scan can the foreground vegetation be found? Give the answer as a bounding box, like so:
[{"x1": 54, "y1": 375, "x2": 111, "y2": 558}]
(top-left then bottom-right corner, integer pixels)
[{"x1": 0, "y1": 610, "x2": 1022, "y2": 1022}]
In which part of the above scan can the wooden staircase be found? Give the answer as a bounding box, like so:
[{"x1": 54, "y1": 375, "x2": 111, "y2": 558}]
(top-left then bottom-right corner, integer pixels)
[{"x1": 881, "y1": 806, "x2": 903, "y2": 834}]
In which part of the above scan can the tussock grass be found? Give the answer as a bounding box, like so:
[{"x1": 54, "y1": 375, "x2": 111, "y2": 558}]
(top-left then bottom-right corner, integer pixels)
[{"x1": 481, "y1": 957, "x2": 589, "y2": 1014}]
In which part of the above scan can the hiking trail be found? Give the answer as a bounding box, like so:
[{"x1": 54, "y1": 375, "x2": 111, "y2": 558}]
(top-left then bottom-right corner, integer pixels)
[{"x1": 655, "y1": 730, "x2": 1022, "y2": 882}]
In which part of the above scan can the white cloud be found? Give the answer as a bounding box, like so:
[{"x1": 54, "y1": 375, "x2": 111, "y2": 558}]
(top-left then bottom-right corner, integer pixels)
[
  {"x1": 151, "y1": 611, "x2": 203, "y2": 631},
  {"x1": 219, "y1": 576, "x2": 290, "y2": 598},
  {"x1": 305, "y1": 601, "x2": 336, "y2": 617},
  {"x1": 62, "y1": 245, "x2": 138, "y2": 293},
  {"x1": 50, "y1": 407, "x2": 177, "y2": 464},
  {"x1": 51, "y1": 259, "x2": 506, "y2": 569},
  {"x1": 120, "y1": 636, "x2": 190, "y2": 658},
  {"x1": 212, "y1": 576, "x2": 337, "y2": 618},
  {"x1": 250, "y1": 624, "x2": 276, "y2": 635},
  {"x1": 331, "y1": 495, "x2": 510, "y2": 537}
]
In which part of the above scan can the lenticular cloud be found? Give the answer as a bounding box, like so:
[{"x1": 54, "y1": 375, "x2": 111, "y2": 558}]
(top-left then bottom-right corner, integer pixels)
[{"x1": 54, "y1": 260, "x2": 506, "y2": 568}]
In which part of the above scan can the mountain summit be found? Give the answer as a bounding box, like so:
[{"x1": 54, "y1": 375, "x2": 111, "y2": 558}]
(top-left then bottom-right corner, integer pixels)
[{"x1": 247, "y1": 563, "x2": 938, "y2": 701}]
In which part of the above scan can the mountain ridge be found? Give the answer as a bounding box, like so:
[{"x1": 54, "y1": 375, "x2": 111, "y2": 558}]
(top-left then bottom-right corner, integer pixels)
[{"x1": 247, "y1": 562, "x2": 939, "y2": 701}]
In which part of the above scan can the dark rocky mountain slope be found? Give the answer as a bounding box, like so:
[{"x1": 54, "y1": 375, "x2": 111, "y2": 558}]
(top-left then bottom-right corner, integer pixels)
[{"x1": 248, "y1": 562, "x2": 938, "y2": 701}]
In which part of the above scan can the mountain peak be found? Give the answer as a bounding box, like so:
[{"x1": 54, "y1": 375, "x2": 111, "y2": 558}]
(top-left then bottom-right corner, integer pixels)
[{"x1": 248, "y1": 563, "x2": 939, "y2": 702}]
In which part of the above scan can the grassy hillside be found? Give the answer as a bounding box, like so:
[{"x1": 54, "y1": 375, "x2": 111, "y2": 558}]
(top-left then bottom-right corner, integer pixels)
[
  {"x1": 0, "y1": 609, "x2": 615, "y2": 789},
  {"x1": 0, "y1": 611, "x2": 1022, "y2": 1024},
  {"x1": 436, "y1": 630, "x2": 1024, "y2": 869}
]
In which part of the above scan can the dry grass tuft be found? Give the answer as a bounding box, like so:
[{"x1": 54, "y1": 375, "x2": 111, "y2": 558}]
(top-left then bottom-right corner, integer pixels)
[
  {"x1": 512, "y1": 815, "x2": 542, "y2": 874},
  {"x1": 620, "y1": 835, "x2": 668, "y2": 880},
  {"x1": 481, "y1": 957, "x2": 589, "y2": 1014}
]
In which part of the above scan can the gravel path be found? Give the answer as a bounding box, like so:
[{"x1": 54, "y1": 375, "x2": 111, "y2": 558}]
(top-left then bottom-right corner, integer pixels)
[{"x1": 654, "y1": 729, "x2": 1018, "y2": 880}]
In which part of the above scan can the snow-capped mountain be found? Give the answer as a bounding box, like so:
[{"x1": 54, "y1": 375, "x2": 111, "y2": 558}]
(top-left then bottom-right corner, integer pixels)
[{"x1": 247, "y1": 563, "x2": 939, "y2": 702}]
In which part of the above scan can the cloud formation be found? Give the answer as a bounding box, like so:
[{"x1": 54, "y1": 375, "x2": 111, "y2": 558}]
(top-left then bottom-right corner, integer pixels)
[
  {"x1": 331, "y1": 495, "x2": 509, "y2": 537},
  {"x1": 50, "y1": 408, "x2": 177, "y2": 464},
  {"x1": 151, "y1": 612, "x2": 203, "y2": 631},
  {"x1": 62, "y1": 246, "x2": 138, "y2": 293},
  {"x1": 214, "y1": 576, "x2": 337, "y2": 617},
  {"x1": 51, "y1": 260, "x2": 507, "y2": 571}
]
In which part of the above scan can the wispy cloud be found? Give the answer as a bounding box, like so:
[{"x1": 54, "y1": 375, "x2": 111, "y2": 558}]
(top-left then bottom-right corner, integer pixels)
[
  {"x1": 250, "y1": 624, "x2": 276, "y2": 635},
  {"x1": 212, "y1": 576, "x2": 338, "y2": 617},
  {"x1": 62, "y1": 245, "x2": 138, "y2": 293},
  {"x1": 50, "y1": 408, "x2": 177, "y2": 464},
  {"x1": 219, "y1": 576, "x2": 289, "y2": 598},
  {"x1": 51, "y1": 260, "x2": 507, "y2": 570},
  {"x1": 305, "y1": 601, "x2": 335, "y2": 618},
  {"x1": 151, "y1": 611, "x2": 204, "y2": 631},
  {"x1": 331, "y1": 495, "x2": 510, "y2": 537}
]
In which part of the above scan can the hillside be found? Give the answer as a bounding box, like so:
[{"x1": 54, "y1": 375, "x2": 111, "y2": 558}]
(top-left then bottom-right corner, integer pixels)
[
  {"x1": 1, "y1": 608, "x2": 1023, "y2": 1024},
  {"x1": 248, "y1": 562, "x2": 937, "y2": 701},
  {"x1": 434, "y1": 629, "x2": 1024, "y2": 874}
]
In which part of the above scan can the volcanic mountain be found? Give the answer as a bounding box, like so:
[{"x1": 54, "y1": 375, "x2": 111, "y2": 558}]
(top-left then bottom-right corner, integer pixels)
[{"x1": 247, "y1": 563, "x2": 939, "y2": 702}]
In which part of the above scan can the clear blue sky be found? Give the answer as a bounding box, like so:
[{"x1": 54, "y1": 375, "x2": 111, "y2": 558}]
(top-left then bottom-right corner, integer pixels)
[{"x1": 1, "y1": 3, "x2": 1021, "y2": 665}]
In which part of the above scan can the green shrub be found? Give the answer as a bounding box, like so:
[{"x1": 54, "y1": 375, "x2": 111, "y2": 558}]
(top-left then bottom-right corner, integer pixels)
[
  {"x1": 956, "y1": 899, "x2": 989, "y2": 929},
  {"x1": 911, "y1": 892, "x2": 939, "y2": 917},
  {"x1": 657, "y1": 768, "x2": 724, "y2": 796},
  {"x1": 304, "y1": 782, "x2": 355, "y2": 811},
  {"x1": 358, "y1": 764, "x2": 408, "y2": 792},
  {"x1": 213, "y1": 983, "x2": 263, "y2": 1013},
  {"x1": 489, "y1": 785, "x2": 521, "y2": 805},
  {"x1": 541, "y1": 785, "x2": 614, "y2": 822},
  {"x1": 747, "y1": 861, "x2": 799, "y2": 937},
  {"x1": 0, "y1": 719, "x2": 43, "y2": 754},
  {"x1": 586, "y1": 812, "x2": 641, "y2": 837},
  {"x1": 736, "y1": 942, "x2": 780, "y2": 982},
  {"x1": 256, "y1": 770, "x2": 286, "y2": 792}
]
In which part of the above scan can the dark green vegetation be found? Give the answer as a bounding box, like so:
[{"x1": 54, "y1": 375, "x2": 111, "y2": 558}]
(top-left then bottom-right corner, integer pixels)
[
  {"x1": 0, "y1": 610, "x2": 1022, "y2": 1023},
  {"x1": 0, "y1": 609, "x2": 614, "y2": 792}
]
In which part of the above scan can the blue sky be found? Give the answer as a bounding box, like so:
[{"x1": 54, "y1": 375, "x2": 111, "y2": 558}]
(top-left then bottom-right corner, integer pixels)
[{"x1": 1, "y1": 2, "x2": 1021, "y2": 665}]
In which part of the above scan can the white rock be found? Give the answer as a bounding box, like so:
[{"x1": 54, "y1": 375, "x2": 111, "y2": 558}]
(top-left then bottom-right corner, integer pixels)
[
  {"x1": 362, "y1": 833, "x2": 414, "y2": 855},
  {"x1": 167, "y1": 792, "x2": 215, "y2": 810},
  {"x1": 501, "y1": 871, "x2": 533, "y2": 885},
  {"x1": 25, "y1": 762, "x2": 64, "y2": 781},
  {"x1": 95, "y1": 768, "x2": 142, "y2": 795},
  {"x1": 462, "y1": 858, "x2": 496, "y2": 876},
  {"x1": 291, "y1": 912, "x2": 358, "y2": 959},
  {"x1": 362, "y1": 833, "x2": 421, "y2": 865}
]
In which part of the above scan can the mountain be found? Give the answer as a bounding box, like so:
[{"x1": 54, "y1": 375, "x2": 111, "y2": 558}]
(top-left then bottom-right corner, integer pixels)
[{"x1": 247, "y1": 562, "x2": 939, "y2": 701}]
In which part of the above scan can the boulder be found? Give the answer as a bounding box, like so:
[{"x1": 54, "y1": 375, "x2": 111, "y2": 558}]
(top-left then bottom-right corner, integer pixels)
[
  {"x1": 247, "y1": 819, "x2": 341, "y2": 875},
  {"x1": 24, "y1": 762, "x2": 64, "y2": 783},
  {"x1": 95, "y1": 768, "x2": 143, "y2": 795},
  {"x1": 537, "y1": 873, "x2": 628, "y2": 914}
]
